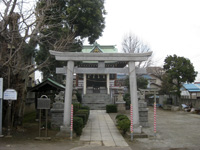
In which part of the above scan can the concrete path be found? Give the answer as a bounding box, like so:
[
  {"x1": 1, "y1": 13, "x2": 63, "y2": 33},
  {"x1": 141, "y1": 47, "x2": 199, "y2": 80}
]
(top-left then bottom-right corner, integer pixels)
[{"x1": 79, "y1": 110, "x2": 130, "y2": 148}]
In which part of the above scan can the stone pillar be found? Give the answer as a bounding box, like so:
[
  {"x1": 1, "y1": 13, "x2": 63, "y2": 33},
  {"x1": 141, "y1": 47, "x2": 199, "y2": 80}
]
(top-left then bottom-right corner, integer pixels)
[
  {"x1": 83, "y1": 74, "x2": 86, "y2": 95},
  {"x1": 129, "y1": 61, "x2": 141, "y2": 133},
  {"x1": 107, "y1": 74, "x2": 110, "y2": 94},
  {"x1": 60, "y1": 61, "x2": 74, "y2": 134}
]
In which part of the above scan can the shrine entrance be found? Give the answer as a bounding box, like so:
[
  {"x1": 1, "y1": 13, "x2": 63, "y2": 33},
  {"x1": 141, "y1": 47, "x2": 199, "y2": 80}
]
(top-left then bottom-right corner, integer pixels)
[
  {"x1": 86, "y1": 74, "x2": 106, "y2": 88},
  {"x1": 50, "y1": 50, "x2": 152, "y2": 135}
]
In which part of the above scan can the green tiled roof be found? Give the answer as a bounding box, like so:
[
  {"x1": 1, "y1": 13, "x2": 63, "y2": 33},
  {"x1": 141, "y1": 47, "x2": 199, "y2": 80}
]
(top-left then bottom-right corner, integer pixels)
[
  {"x1": 47, "y1": 78, "x2": 65, "y2": 89},
  {"x1": 81, "y1": 43, "x2": 118, "y2": 63},
  {"x1": 28, "y1": 78, "x2": 65, "y2": 92},
  {"x1": 82, "y1": 43, "x2": 118, "y2": 53}
]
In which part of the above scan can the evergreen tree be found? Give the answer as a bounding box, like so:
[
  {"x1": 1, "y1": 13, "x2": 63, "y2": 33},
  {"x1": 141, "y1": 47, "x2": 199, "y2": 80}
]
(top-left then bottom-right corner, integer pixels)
[
  {"x1": 35, "y1": 0, "x2": 106, "y2": 80},
  {"x1": 163, "y1": 54, "x2": 197, "y2": 97}
]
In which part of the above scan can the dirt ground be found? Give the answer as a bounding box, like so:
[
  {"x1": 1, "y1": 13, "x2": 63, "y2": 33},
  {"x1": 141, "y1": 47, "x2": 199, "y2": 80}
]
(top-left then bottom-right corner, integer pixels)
[{"x1": 0, "y1": 107, "x2": 200, "y2": 150}]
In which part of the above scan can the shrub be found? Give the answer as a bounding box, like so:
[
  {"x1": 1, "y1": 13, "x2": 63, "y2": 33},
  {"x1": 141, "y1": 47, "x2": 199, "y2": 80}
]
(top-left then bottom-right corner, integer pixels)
[
  {"x1": 118, "y1": 118, "x2": 131, "y2": 135},
  {"x1": 74, "y1": 114, "x2": 87, "y2": 125},
  {"x1": 124, "y1": 93, "x2": 130, "y2": 110},
  {"x1": 73, "y1": 117, "x2": 83, "y2": 136},
  {"x1": 76, "y1": 109, "x2": 89, "y2": 120},
  {"x1": 73, "y1": 103, "x2": 81, "y2": 114},
  {"x1": 80, "y1": 106, "x2": 90, "y2": 115},
  {"x1": 80, "y1": 106, "x2": 90, "y2": 111},
  {"x1": 116, "y1": 115, "x2": 129, "y2": 124},
  {"x1": 115, "y1": 114, "x2": 126, "y2": 120},
  {"x1": 76, "y1": 92, "x2": 82, "y2": 103},
  {"x1": 106, "y1": 104, "x2": 117, "y2": 113}
]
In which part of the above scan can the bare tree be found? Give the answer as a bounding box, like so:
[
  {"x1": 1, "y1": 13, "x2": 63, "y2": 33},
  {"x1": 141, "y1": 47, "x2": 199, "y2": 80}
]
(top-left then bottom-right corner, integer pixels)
[
  {"x1": 0, "y1": 0, "x2": 105, "y2": 126},
  {"x1": 0, "y1": 0, "x2": 41, "y2": 126},
  {"x1": 147, "y1": 67, "x2": 165, "y2": 80},
  {"x1": 122, "y1": 33, "x2": 152, "y2": 68},
  {"x1": 0, "y1": 0, "x2": 74, "y2": 126}
]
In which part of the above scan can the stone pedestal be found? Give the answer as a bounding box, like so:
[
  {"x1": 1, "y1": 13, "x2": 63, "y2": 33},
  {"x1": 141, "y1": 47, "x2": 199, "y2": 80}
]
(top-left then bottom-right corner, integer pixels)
[
  {"x1": 51, "y1": 102, "x2": 73, "y2": 137},
  {"x1": 133, "y1": 125, "x2": 142, "y2": 134},
  {"x1": 139, "y1": 100, "x2": 149, "y2": 127},
  {"x1": 116, "y1": 101, "x2": 126, "y2": 113},
  {"x1": 56, "y1": 125, "x2": 71, "y2": 137},
  {"x1": 50, "y1": 102, "x2": 64, "y2": 129}
]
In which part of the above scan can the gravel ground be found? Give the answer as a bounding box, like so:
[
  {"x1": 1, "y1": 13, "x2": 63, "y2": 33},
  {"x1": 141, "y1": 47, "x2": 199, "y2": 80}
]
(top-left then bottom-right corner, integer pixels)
[{"x1": 109, "y1": 107, "x2": 200, "y2": 150}]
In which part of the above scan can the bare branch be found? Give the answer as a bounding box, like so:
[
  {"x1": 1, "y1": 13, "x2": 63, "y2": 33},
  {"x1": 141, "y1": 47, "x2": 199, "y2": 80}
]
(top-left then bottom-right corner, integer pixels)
[
  {"x1": 8, "y1": 0, "x2": 17, "y2": 16},
  {"x1": 28, "y1": 56, "x2": 50, "y2": 75},
  {"x1": 122, "y1": 33, "x2": 152, "y2": 68}
]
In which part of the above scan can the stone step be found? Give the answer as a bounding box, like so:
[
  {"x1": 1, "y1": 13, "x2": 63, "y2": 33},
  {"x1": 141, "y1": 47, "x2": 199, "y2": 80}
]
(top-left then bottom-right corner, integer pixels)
[
  {"x1": 82, "y1": 100, "x2": 111, "y2": 103},
  {"x1": 82, "y1": 103, "x2": 107, "y2": 110},
  {"x1": 83, "y1": 102, "x2": 112, "y2": 105},
  {"x1": 82, "y1": 100, "x2": 112, "y2": 104},
  {"x1": 82, "y1": 93, "x2": 112, "y2": 110},
  {"x1": 83, "y1": 97, "x2": 111, "y2": 101},
  {"x1": 83, "y1": 93, "x2": 110, "y2": 97},
  {"x1": 83, "y1": 94, "x2": 110, "y2": 101}
]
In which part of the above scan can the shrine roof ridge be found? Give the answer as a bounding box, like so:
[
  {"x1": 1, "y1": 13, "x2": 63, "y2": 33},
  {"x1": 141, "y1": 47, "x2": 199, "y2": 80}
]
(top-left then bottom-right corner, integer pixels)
[{"x1": 49, "y1": 50, "x2": 152, "y2": 62}]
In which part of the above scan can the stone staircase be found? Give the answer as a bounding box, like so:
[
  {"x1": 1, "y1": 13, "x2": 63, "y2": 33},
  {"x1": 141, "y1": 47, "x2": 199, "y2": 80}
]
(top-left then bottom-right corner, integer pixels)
[{"x1": 82, "y1": 93, "x2": 112, "y2": 110}]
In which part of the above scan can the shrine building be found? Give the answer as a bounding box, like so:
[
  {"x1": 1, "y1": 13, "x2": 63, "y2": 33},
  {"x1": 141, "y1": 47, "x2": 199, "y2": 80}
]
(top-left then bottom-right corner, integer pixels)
[{"x1": 74, "y1": 43, "x2": 127, "y2": 109}]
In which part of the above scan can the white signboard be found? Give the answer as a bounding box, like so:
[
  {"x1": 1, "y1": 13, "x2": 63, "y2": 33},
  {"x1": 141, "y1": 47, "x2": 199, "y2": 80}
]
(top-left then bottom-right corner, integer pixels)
[
  {"x1": 0, "y1": 78, "x2": 2, "y2": 99},
  {"x1": 3, "y1": 89, "x2": 17, "y2": 100}
]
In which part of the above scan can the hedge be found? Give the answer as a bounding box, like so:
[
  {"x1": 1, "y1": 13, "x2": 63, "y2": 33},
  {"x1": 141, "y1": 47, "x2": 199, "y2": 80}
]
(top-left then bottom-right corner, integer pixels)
[
  {"x1": 106, "y1": 104, "x2": 117, "y2": 113},
  {"x1": 76, "y1": 109, "x2": 89, "y2": 120},
  {"x1": 73, "y1": 117, "x2": 83, "y2": 136},
  {"x1": 73, "y1": 103, "x2": 81, "y2": 114},
  {"x1": 72, "y1": 104, "x2": 90, "y2": 136},
  {"x1": 80, "y1": 106, "x2": 90, "y2": 111}
]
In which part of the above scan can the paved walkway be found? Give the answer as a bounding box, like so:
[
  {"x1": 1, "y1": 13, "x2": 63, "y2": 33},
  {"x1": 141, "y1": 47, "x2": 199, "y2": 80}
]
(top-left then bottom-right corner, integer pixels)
[{"x1": 79, "y1": 110, "x2": 130, "y2": 147}]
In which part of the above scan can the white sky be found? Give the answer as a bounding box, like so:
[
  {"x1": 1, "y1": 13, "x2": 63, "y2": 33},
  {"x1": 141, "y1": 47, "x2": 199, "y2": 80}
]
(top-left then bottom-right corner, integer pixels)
[
  {"x1": 95, "y1": 0, "x2": 200, "y2": 81},
  {"x1": 2, "y1": 0, "x2": 199, "y2": 81}
]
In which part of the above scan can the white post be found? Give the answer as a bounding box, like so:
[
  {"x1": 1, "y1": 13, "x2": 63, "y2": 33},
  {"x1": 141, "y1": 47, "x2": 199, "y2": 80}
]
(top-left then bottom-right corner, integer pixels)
[
  {"x1": 63, "y1": 61, "x2": 74, "y2": 128},
  {"x1": 129, "y1": 61, "x2": 140, "y2": 132},
  {"x1": 107, "y1": 74, "x2": 110, "y2": 94},
  {"x1": 83, "y1": 74, "x2": 86, "y2": 95}
]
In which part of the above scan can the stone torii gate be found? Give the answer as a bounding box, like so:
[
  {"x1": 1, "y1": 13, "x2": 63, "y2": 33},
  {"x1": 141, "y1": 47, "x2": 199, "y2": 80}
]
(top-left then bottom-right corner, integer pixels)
[{"x1": 50, "y1": 50, "x2": 152, "y2": 135}]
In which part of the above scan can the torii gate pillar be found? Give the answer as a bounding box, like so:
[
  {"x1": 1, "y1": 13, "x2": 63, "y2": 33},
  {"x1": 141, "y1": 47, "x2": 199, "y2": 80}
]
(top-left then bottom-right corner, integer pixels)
[
  {"x1": 60, "y1": 61, "x2": 74, "y2": 135},
  {"x1": 129, "y1": 61, "x2": 140, "y2": 132}
]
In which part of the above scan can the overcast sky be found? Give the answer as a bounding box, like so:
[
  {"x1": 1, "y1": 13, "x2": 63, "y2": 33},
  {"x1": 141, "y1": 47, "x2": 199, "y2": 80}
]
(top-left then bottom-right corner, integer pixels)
[{"x1": 94, "y1": 0, "x2": 200, "y2": 81}]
